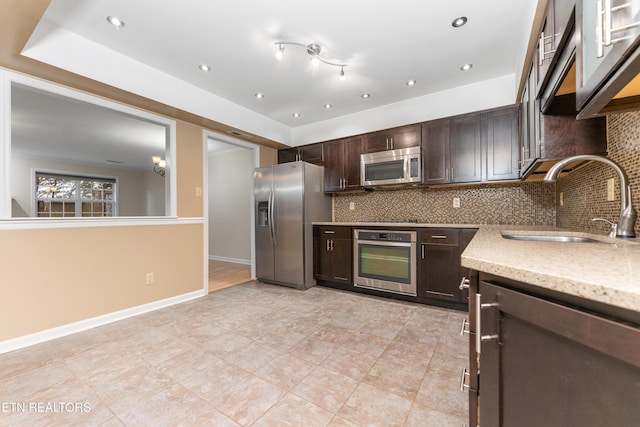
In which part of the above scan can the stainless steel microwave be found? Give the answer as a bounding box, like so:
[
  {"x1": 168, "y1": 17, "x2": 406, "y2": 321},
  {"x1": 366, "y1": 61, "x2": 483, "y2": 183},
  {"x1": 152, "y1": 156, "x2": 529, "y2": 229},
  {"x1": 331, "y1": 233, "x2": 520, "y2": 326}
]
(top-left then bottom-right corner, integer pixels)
[{"x1": 360, "y1": 146, "x2": 422, "y2": 188}]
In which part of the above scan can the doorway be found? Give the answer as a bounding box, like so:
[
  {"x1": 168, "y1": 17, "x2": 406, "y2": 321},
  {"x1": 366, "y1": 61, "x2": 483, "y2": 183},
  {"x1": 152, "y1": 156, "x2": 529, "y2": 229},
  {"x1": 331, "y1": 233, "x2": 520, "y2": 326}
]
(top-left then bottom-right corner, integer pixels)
[{"x1": 203, "y1": 131, "x2": 260, "y2": 292}]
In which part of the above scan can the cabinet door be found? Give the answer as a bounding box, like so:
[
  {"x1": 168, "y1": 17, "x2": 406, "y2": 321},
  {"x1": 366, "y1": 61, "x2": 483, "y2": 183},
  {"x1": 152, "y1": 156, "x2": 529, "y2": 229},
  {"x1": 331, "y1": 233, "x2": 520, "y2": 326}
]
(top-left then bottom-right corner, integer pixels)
[
  {"x1": 299, "y1": 143, "x2": 324, "y2": 164},
  {"x1": 343, "y1": 136, "x2": 363, "y2": 191},
  {"x1": 422, "y1": 119, "x2": 450, "y2": 185},
  {"x1": 577, "y1": 0, "x2": 640, "y2": 112},
  {"x1": 450, "y1": 114, "x2": 482, "y2": 183},
  {"x1": 478, "y1": 281, "x2": 640, "y2": 427},
  {"x1": 486, "y1": 105, "x2": 520, "y2": 181},
  {"x1": 314, "y1": 236, "x2": 333, "y2": 281},
  {"x1": 390, "y1": 125, "x2": 421, "y2": 150},
  {"x1": 331, "y1": 238, "x2": 352, "y2": 283},
  {"x1": 363, "y1": 131, "x2": 390, "y2": 153},
  {"x1": 278, "y1": 148, "x2": 299, "y2": 164},
  {"x1": 323, "y1": 140, "x2": 345, "y2": 192},
  {"x1": 420, "y1": 229, "x2": 461, "y2": 302},
  {"x1": 535, "y1": 2, "x2": 555, "y2": 92}
]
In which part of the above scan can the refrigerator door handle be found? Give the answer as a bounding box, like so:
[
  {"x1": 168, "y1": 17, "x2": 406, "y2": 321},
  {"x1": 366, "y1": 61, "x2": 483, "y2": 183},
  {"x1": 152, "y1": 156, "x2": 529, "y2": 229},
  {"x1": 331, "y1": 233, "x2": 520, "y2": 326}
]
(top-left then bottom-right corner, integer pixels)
[{"x1": 269, "y1": 189, "x2": 277, "y2": 245}]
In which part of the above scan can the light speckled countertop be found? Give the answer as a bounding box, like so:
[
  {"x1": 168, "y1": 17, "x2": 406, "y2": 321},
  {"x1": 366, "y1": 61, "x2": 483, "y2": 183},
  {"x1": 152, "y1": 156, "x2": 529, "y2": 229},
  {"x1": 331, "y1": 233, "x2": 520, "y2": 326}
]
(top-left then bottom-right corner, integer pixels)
[
  {"x1": 313, "y1": 221, "x2": 481, "y2": 228},
  {"x1": 461, "y1": 226, "x2": 640, "y2": 313},
  {"x1": 314, "y1": 222, "x2": 640, "y2": 313}
]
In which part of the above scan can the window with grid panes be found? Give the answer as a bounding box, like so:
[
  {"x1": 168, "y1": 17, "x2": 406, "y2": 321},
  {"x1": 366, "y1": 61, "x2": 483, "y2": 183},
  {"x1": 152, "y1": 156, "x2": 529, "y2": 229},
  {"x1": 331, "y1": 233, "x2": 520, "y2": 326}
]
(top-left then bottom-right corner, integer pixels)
[{"x1": 35, "y1": 173, "x2": 116, "y2": 217}]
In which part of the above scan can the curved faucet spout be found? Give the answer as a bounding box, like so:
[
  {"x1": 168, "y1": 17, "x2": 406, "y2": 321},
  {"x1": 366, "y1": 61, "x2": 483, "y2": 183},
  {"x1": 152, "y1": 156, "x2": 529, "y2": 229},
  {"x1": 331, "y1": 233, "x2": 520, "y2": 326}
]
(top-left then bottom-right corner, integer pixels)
[{"x1": 543, "y1": 154, "x2": 636, "y2": 238}]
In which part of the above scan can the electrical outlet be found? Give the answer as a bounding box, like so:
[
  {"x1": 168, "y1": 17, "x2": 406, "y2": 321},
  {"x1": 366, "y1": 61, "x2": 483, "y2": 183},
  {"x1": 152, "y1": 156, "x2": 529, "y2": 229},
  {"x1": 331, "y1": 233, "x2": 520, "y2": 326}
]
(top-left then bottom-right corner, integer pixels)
[
  {"x1": 607, "y1": 178, "x2": 615, "y2": 201},
  {"x1": 560, "y1": 192, "x2": 564, "y2": 206},
  {"x1": 349, "y1": 201, "x2": 355, "y2": 211},
  {"x1": 145, "y1": 273, "x2": 154, "y2": 285},
  {"x1": 453, "y1": 197, "x2": 461, "y2": 208},
  {"x1": 195, "y1": 187, "x2": 202, "y2": 197}
]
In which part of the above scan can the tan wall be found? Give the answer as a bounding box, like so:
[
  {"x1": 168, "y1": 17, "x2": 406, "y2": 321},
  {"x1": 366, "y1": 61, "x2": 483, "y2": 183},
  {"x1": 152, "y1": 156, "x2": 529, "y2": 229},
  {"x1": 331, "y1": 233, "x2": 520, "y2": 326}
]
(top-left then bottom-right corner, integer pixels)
[
  {"x1": 1, "y1": 110, "x2": 206, "y2": 343},
  {"x1": 177, "y1": 121, "x2": 205, "y2": 217},
  {"x1": 260, "y1": 146, "x2": 277, "y2": 167},
  {"x1": 0, "y1": 224, "x2": 203, "y2": 341}
]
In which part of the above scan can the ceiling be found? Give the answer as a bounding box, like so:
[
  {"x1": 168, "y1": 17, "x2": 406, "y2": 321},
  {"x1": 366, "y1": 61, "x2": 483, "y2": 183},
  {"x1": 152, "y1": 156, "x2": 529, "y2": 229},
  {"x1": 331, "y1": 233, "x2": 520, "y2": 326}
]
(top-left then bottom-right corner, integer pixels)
[{"x1": 24, "y1": 0, "x2": 537, "y2": 132}]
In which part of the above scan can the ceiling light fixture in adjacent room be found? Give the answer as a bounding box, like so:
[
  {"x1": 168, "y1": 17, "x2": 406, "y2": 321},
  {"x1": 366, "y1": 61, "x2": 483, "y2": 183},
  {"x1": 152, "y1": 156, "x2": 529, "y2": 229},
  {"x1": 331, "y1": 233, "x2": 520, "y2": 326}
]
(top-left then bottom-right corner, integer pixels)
[
  {"x1": 324, "y1": 103, "x2": 332, "y2": 109},
  {"x1": 406, "y1": 80, "x2": 417, "y2": 86},
  {"x1": 199, "y1": 64, "x2": 211, "y2": 72},
  {"x1": 274, "y1": 41, "x2": 348, "y2": 81},
  {"x1": 361, "y1": 93, "x2": 370, "y2": 99},
  {"x1": 106, "y1": 16, "x2": 125, "y2": 29},
  {"x1": 452, "y1": 16, "x2": 468, "y2": 28},
  {"x1": 292, "y1": 113, "x2": 301, "y2": 118},
  {"x1": 151, "y1": 156, "x2": 166, "y2": 177},
  {"x1": 461, "y1": 63, "x2": 473, "y2": 71}
]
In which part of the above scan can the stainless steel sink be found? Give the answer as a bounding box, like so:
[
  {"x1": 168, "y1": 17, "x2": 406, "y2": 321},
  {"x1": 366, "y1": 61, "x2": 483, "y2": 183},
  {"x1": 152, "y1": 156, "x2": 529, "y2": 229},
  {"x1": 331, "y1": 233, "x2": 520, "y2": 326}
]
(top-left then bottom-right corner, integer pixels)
[{"x1": 501, "y1": 233, "x2": 605, "y2": 243}]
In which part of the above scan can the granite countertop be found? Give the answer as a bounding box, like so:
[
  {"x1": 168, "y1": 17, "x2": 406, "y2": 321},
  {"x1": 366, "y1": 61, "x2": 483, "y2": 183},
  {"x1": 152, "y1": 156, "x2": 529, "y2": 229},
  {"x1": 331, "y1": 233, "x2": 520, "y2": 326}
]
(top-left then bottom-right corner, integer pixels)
[
  {"x1": 313, "y1": 221, "x2": 483, "y2": 228},
  {"x1": 461, "y1": 226, "x2": 640, "y2": 313}
]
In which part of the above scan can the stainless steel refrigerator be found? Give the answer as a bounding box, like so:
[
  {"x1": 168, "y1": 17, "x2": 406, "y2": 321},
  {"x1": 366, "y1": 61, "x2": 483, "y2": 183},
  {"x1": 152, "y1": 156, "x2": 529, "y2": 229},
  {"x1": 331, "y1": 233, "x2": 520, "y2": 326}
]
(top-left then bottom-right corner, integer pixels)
[{"x1": 254, "y1": 161, "x2": 331, "y2": 290}]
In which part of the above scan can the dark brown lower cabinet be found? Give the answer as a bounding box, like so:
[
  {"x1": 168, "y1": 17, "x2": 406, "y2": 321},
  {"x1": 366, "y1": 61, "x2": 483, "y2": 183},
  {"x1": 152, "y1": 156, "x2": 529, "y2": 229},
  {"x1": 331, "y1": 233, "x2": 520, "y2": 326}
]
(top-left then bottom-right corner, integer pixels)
[
  {"x1": 313, "y1": 226, "x2": 352, "y2": 285},
  {"x1": 419, "y1": 228, "x2": 476, "y2": 309},
  {"x1": 471, "y1": 278, "x2": 640, "y2": 426}
]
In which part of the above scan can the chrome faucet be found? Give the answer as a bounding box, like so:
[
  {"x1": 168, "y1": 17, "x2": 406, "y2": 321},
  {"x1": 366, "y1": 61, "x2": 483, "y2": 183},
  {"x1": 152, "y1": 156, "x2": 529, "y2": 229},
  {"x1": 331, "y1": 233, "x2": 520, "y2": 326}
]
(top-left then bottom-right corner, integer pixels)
[{"x1": 543, "y1": 154, "x2": 637, "y2": 238}]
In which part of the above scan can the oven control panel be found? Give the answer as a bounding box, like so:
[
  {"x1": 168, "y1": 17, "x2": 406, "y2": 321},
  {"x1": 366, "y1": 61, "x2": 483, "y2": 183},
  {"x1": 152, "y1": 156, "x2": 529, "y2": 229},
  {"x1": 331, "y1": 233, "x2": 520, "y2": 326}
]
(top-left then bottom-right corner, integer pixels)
[{"x1": 354, "y1": 230, "x2": 416, "y2": 242}]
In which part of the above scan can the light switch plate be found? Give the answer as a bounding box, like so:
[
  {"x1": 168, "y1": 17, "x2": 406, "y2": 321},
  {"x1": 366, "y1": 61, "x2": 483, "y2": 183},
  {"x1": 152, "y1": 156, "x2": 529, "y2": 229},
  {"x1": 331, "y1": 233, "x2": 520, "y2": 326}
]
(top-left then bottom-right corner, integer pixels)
[
  {"x1": 607, "y1": 178, "x2": 615, "y2": 201},
  {"x1": 453, "y1": 197, "x2": 461, "y2": 208},
  {"x1": 349, "y1": 201, "x2": 355, "y2": 211}
]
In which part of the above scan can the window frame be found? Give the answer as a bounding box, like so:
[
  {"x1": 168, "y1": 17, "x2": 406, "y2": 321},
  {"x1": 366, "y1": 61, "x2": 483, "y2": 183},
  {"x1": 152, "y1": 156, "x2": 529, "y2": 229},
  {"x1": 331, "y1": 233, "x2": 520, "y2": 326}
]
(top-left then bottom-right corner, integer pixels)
[
  {"x1": 34, "y1": 171, "x2": 119, "y2": 218},
  {"x1": 0, "y1": 69, "x2": 177, "y2": 221}
]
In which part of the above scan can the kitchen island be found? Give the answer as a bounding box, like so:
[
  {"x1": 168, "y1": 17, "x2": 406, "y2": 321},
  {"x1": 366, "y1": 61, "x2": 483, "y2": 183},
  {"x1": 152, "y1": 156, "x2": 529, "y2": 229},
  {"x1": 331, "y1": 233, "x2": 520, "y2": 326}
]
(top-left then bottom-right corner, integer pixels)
[{"x1": 460, "y1": 227, "x2": 640, "y2": 427}]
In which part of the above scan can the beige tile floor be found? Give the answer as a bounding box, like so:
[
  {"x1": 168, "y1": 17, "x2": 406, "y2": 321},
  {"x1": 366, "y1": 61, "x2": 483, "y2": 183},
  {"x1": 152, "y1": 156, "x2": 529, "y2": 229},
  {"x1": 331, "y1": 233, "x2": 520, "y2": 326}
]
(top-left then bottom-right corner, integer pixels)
[{"x1": 0, "y1": 282, "x2": 469, "y2": 426}]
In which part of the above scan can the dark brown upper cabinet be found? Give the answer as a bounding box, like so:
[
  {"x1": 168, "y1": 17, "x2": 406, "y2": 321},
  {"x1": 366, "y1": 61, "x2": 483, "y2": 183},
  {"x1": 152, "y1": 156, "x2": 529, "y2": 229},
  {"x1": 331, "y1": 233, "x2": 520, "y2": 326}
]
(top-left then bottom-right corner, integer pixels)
[
  {"x1": 278, "y1": 142, "x2": 324, "y2": 164},
  {"x1": 323, "y1": 136, "x2": 363, "y2": 193},
  {"x1": 535, "y1": 0, "x2": 575, "y2": 95},
  {"x1": 362, "y1": 125, "x2": 421, "y2": 153},
  {"x1": 422, "y1": 105, "x2": 520, "y2": 186},
  {"x1": 520, "y1": 22, "x2": 608, "y2": 181},
  {"x1": 576, "y1": 0, "x2": 640, "y2": 118},
  {"x1": 422, "y1": 114, "x2": 482, "y2": 185}
]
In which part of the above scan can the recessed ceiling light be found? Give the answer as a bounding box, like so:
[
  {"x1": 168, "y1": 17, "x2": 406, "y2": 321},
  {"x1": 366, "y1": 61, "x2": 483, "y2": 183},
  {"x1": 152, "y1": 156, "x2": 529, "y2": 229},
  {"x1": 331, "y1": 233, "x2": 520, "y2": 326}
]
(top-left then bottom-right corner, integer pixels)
[
  {"x1": 106, "y1": 16, "x2": 125, "y2": 29},
  {"x1": 452, "y1": 16, "x2": 468, "y2": 28},
  {"x1": 293, "y1": 113, "x2": 301, "y2": 118},
  {"x1": 199, "y1": 64, "x2": 211, "y2": 72},
  {"x1": 255, "y1": 93, "x2": 264, "y2": 99},
  {"x1": 407, "y1": 80, "x2": 417, "y2": 86},
  {"x1": 361, "y1": 93, "x2": 370, "y2": 99},
  {"x1": 324, "y1": 104, "x2": 332, "y2": 109},
  {"x1": 460, "y1": 63, "x2": 473, "y2": 71}
]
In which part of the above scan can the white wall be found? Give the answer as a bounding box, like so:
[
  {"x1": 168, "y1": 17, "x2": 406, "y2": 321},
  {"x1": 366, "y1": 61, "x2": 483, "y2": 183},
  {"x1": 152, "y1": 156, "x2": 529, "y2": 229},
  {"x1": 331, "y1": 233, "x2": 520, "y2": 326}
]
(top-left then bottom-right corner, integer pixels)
[
  {"x1": 10, "y1": 154, "x2": 165, "y2": 216},
  {"x1": 208, "y1": 148, "x2": 252, "y2": 263},
  {"x1": 291, "y1": 74, "x2": 518, "y2": 145}
]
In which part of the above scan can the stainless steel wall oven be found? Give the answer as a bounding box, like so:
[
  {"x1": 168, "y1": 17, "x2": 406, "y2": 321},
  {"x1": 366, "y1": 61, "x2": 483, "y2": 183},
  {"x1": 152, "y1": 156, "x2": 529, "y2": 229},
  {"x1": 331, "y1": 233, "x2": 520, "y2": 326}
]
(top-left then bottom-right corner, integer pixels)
[{"x1": 353, "y1": 229, "x2": 417, "y2": 296}]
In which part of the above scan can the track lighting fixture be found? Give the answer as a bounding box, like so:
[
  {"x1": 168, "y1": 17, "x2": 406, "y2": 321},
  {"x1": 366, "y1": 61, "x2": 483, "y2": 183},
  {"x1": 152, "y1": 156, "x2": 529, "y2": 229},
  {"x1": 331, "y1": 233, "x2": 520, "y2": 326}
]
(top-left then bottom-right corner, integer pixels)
[{"x1": 274, "y1": 41, "x2": 347, "y2": 81}]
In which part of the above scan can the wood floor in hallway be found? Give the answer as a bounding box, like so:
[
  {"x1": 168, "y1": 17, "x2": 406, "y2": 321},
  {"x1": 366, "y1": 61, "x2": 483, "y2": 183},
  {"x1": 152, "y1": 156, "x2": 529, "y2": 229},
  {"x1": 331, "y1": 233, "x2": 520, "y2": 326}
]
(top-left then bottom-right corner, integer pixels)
[{"x1": 208, "y1": 259, "x2": 252, "y2": 293}]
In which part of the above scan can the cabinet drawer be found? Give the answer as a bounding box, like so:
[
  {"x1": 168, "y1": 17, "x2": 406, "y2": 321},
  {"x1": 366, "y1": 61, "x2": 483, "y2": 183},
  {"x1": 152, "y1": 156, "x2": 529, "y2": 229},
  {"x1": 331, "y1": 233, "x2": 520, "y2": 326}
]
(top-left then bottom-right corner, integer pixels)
[
  {"x1": 315, "y1": 226, "x2": 351, "y2": 239},
  {"x1": 421, "y1": 228, "x2": 460, "y2": 244}
]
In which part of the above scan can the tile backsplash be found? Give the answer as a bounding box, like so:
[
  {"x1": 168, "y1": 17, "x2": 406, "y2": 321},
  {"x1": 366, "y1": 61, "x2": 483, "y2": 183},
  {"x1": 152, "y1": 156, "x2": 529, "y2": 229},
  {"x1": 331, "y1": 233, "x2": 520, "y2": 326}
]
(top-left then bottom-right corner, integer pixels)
[
  {"x1": 333, "y1": 182, "x2": 555, "y2": 225},
  {"x1": 556, "y1": 110, "x2": 640, "y2": 236}
]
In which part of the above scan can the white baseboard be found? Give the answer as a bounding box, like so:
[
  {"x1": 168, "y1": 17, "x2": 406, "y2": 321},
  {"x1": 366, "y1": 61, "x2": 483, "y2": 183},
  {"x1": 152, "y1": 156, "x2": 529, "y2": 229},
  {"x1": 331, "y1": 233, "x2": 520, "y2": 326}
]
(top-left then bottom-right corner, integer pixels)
[
  {"x1": 208, "y1": 255, "x2": 251, "y2": 265},
  {"x1": 0, "y1": 289, "x2": 207, "y2": 355}
]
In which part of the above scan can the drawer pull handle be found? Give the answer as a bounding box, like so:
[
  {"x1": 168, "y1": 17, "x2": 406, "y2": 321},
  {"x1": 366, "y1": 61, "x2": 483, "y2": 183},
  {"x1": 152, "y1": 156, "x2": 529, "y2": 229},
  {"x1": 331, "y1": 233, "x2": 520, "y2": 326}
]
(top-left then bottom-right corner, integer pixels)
[
  {"x1": 459, "y1": 276, "x2": 470, "y2": 290},
  {"x1": 430, "y1": 235, "x2": 448, "y2": 239},
  {"x1": 459, "y1": 318, "x2": 474, "y2": 336},
  {"x1": 459, "y1": 367, "x2": 470, "y2": 391},
  {"x1": 324, "y1": 230, "x2": 336, "y2": 234}
]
